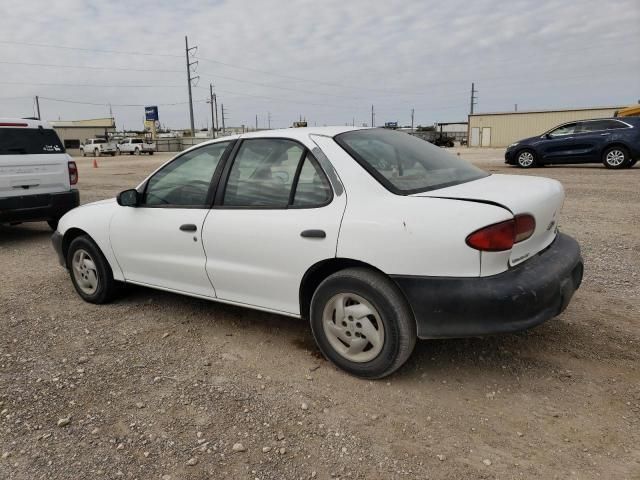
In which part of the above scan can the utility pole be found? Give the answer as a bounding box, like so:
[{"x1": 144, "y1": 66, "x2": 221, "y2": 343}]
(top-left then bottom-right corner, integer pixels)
[
  {"x1": 371, "y1": 105, "x2": 375, "y2": 127},
  {"x1": 267, "y1": 112, "x2": 271, "y2": 129},
  {"x1": 213, "y1": 92, "x2": 219, "y2": 132},
  {"x1": 470, "y1": 82, "x2": 477, "y2": 115},
  {"x1": 209, "y1": 83, "x2": 216, "y2": 138},
  {"x1": 221, "y1": 104, "x2": 226, "y2": 135},
  {"x1": 514, "y1": 103, "x2": 518, "y2": 112},
  {"x1": 35, "y1": 96, "x2": 41, "y2": 120},
  {"x1": 255, "y1": 114, "x2": 258, "y2": 131},
  {"x1": 185, "y1": 36, "x2": 199, "y2": 136},
  {"x1": 411, "y1": 108, "x2": 415, "y2": 132}
]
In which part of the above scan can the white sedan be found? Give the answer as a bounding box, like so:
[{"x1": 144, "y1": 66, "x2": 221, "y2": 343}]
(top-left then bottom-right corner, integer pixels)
[{"x1": 52, "y1": 127, "x2": 583, "y2": 378}]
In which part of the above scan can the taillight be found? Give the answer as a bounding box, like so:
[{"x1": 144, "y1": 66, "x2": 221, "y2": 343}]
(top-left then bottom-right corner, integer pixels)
[
  {"x1": 466, "y1": 220, "x2": 515, "y2": 252},
  {"x1": 514, "y1": 214, "x2": 536, "y2": 243},
  {"x1": 466, "y1": 214, "x2": 536, "y2": 252},
  {"x1": 68, "y1": 161, "x2": 78, "y2": 185}
]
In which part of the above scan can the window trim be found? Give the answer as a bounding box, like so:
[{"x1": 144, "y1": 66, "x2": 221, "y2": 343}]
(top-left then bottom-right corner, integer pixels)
[
  {"x1": 334, "y1": 128, "x2": 488, "y2": 196},
  {"x1": 577, "y1": 119, "x2": 633, "y2": 133},
  {"x1": 138, "y1": 140, "x2": 235, "y2": 209},
  {"x1": 213, "y1": 137, "x2": 334, "y2": 210}
]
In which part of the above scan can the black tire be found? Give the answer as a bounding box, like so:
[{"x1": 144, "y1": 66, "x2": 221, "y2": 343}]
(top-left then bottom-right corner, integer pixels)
[
  {"x1": 149, "y1": 151, "x2": 154, "y2": 155},
  {"x1": 516, "y1": 149, "x2": 537, "y2": 168},
  {"x1": 309, "y1": 267, "x2": 416, "y2": 379},
  {"x1": 66, "y1": 235, "x2": 117, "y2": 304},
  {"x1": 47, "y1": 219, "x2": 59, "y2": 231},
  {"x1": 94, "y1": 149, "x2": 100, "y2": 157},
  {"x1": 602, "y1": 146, "x2": 630, "y2": 169},
  {"x1": 111, "y1": 152, "x2": 116, "y2": 157}
]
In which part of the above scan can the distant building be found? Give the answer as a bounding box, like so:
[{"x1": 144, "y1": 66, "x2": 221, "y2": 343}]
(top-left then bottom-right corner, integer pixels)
[
  {"x1": 50, "y1": 118, "x2": 116, "y2": 153},
  {"x1": 468, "y1": 106, "x2": 623, "y2": 147}
]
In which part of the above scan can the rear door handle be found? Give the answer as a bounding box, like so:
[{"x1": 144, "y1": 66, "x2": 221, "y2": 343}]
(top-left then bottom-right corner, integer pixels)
[
  {"x1": 301, "y1": 229, "x2": 326, "y2": 239},
  {"x1": 180, "y1": 224, "x2": 197, "y2": 232}
]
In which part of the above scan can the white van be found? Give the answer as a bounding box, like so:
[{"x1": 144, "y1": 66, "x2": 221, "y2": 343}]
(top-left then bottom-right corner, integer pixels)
[{"x1": 0, "y1": 118, "x2": 79, "y2": 230}]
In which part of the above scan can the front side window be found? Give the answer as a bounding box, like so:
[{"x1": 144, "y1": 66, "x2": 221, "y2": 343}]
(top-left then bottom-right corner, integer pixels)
[
  {"x1": 0, "y1": 128, "x2": 65, "y2": 155},
  {"x1": 335, "y1": 128, "x2": 487, "y2": 194},
  {"x1": 143, "y1": 141, "x2": 230, "y2": 207},
  {"x1": 223, "y1": 139, "x2": 304, "y2": 207},
  {"x1": 548, "y1": 123, "x2": 577, "y2": 137}
]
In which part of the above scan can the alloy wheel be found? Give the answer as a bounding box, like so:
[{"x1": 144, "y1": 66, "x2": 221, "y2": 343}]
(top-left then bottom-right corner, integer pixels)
[
  {"x1": 605, "y1": 149, "x2": 625, "y2": 167},
  {"x1": 518, "y1": 151, "x2": 534, "y2": 167},
  {"x1": 72, "y1": 249, "x2": 99, "y2": 295},
  {"x1": 322, "y1": 293, "x2": 385, "y2": 363}
]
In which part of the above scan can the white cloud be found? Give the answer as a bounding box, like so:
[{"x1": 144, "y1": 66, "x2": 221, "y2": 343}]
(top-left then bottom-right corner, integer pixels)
[{"x1": 0, "y1": 0, "x2": 638, "y2": 129}]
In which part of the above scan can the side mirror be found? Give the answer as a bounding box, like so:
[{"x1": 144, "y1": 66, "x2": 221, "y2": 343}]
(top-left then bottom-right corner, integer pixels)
[{"x1": 117, "y1": 189, "x2": 139, "y2": 207}]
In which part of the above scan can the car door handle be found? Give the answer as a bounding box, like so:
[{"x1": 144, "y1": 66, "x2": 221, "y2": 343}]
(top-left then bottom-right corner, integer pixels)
[
  {"x1": 300, "y1": 229, "x2": 326, "y2": 239},
  {"x1": 180, "y1": 224, "x2": 197, "y2": 232}
]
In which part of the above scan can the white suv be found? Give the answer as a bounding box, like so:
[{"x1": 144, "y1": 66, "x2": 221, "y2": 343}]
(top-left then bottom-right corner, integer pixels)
[{"x1": 0, "y1": 118, "x2": 79, "y2": 230}]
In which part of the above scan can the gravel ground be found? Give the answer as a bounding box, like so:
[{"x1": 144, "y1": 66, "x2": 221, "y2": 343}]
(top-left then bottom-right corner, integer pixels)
[{"x1": 1, "y1": 148, "x2": 639, "y2": 479}]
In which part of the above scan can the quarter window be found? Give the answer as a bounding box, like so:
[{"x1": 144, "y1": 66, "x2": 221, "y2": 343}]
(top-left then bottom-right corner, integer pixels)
[
  {"x1": 143, "y1": 141, "x2": 230, "y2": 207},
  {"x1": 223, "y1": 139, "x2": 304, "y2": 207},
  {"x1": 293, "y1": 154, "x2": 332, "y2": 207}
]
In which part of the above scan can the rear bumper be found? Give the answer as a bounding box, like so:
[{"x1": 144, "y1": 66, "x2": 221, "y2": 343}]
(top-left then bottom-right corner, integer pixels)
[
  {"x1": 0, "y1": 190, "x2": 79, "y2": 224},
  {"x1": 391, "y1": 233, "x2": 583, "y2": 339}
]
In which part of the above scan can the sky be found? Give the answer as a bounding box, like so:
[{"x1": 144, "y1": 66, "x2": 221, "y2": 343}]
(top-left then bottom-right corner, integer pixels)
[{"x1": 0, "y1": 0, "x2": 638, "y2": 131}]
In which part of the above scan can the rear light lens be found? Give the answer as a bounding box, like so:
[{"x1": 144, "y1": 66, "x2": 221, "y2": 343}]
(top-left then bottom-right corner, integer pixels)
[
  {"x1": 68, "y1": 161, "x2": 78, "y2": 185},
  {"x1": 466, "y1": 214, "x2": 536, "y2": 252},
  {"x1": 0, "y1": 122, "x2": 28, "y2": 127},
  {"x1": 514, "y1": 214, "x2": 536, "y2": 243},
  {"x1": 466, "y1": 220, "x2": 515, "y2": 252}
]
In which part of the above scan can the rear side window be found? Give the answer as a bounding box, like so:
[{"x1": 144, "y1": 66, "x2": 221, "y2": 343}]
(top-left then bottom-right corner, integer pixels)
[
  {"x1": 335, "y1": 128, "x2": 487, "y2": 194},
  {"x1": 0, "y1": 128, "x2": 65, "y2": 155},
  {"x1": 581, "y1": 120, "x2": 629, "y2": 132}
]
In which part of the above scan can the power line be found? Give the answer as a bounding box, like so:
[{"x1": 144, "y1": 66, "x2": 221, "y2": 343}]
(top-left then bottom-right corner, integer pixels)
[
  {"x1": 38, "y1": 96, "x2": 208, "y2": 107},
  {"x1": 0, "y1": 60, "x2": 182, "y2": 74},
  {"x1": 0, "y1": 81, "x2": 185, "y2": 88},
  {"x1": 0, "y1": 40, "x2": 183, "y2": 58}
]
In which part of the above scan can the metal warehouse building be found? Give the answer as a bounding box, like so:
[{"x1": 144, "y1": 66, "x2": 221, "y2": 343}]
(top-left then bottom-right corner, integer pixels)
[
  {"x1": 468, "y1": 106, "x2": 623, "y2": 147},
  {"x1": 50, "y1": 118, "x2": 116, "y2": 153}
]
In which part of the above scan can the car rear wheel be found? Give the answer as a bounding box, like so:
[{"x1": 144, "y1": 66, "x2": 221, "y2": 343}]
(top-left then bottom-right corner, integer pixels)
[
  {"x1": 603, "y1": 146, "x2": 630, "y2": 169},
  {"x1": 309, "y1": 268, "x2": 416, "y2": 379},
  {"x1": 67, "y1": 235, "x2": 116, "y2": 304},
  {"x1": 516, "y1": 149, "x2": 537, "y2": 168},
  {"x1": 134, "y1": 148, "x2": 140, "y2": 155}
]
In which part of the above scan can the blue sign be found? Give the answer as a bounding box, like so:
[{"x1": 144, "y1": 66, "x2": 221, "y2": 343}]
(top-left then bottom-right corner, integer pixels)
[
  {"x1": 145, "y1": 106, "x2": 159, "y2": 121},
  {"x1": 385, "y1": 121, "x2": 398, "y2": 128}
]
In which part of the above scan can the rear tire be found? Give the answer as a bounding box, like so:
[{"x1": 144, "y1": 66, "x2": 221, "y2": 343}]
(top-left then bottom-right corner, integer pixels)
[
  {"x1": 516, "y1": 149, "x2": 537, "y2": 168},
  {"x1": 149, "y1": 151, "x2": 154, "y2": 155},
  {"x1": 66, "y1": 235, "x2": 117, "y2": 304},
  {"x1": 93, "y1": 149, "x2": 100, "y2": 157},
  {"x1": 309, "y1": 267, "x2": 416, "y2": 379},
  {"x1": 603, "y1": 146, "x2": 630, "y2": 169},
  {"x1": 134, "y1": 148, "x2": 140, "y2": 156}
]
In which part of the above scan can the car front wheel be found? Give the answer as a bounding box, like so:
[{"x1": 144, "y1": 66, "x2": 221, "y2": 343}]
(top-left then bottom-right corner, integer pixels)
[
  {"x1": 603, "y1": 146, "x2": 630, "y2": 169},
  {"x1": 67, "y1": 235, "x2": 116, "y2": 304},
  {"x1": 516, "y1": 149, "x2": 537, "y2": 168},
  {"x1": 310, "y1": 268, "x2": 416, "y2": 379}
]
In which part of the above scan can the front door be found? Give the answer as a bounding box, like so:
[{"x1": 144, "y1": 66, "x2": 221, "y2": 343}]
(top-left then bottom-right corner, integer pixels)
[
  {"x1": 539, "y1": 122, "x2": 583, "y2": 163},
  {"x1": 202, "y1": 137, "x2": 346, "y2": 315},
  {"x1": 110, "y1": 141, "x2": 233, "y2": 297}
]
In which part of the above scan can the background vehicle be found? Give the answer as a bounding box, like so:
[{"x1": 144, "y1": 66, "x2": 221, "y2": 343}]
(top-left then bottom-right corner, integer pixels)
[
  {"x1": 80, "y1": 138, "x2": 117, "y2": 157},
  {"x1": 505, "y1": 117, "x2": 640, "y2": 168},
  {"x1": 117, "y1": 138, "x2": 156, "y2": 155},
  {"x1": 0, "y1": 118, "x2": 79, "y2": 230},
  {"x1": 52, "y1": 127, "x2": 582, "y2": 379},
  {"x1": 614, "y1": 105, "x2": 640, "y2": 117},
  {"x1": 430, "y1": 134, "x2": 455, "y2": 147}
]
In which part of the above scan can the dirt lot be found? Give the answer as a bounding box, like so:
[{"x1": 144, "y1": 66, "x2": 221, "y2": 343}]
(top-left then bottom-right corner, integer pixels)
[{"x1": 1, "y1": 149, "x2": 639, "y2": 480}]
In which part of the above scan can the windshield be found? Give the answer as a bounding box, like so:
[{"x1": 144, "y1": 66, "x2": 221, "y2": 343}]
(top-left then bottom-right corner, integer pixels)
[
  {"x1": 335, "y1": 128, "x2": 487, "y2": 194},
  {"x1": 0, "y1": 128, "x2": 65, "y2": 155}
]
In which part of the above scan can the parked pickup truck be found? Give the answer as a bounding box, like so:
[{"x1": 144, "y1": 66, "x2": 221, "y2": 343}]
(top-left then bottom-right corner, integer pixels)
[
  {"x1": 117, "y1": 138, "x2": 155, "y2": 155},
  {"x1": 80, "y1": 138, "x2": 117, "y2": 157}
]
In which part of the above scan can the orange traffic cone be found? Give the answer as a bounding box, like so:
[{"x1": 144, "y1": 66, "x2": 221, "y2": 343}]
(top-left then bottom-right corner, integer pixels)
[{"x1": 93, "y1": 158, "x2": 98, "y2": 168}]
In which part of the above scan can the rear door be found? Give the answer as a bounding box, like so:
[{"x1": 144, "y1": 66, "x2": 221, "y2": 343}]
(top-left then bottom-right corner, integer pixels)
[
  {"x1": 578, "y1": 119, "x2": 629, "y2": 162},
  {"x1": 202, "y1": 137, "x2": 346, "y2": 315},
  {"x1": 0, "y1": 125, "x2": 70, "y2": 198}
]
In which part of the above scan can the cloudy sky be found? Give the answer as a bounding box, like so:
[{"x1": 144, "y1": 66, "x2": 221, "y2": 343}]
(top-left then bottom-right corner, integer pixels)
[{"x1": 0, "y1": 0, "x2": 638, "y2": 130}]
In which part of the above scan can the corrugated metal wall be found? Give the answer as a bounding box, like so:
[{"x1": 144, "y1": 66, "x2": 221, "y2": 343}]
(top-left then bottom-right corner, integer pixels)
[{"x1": 468, "y1": 107, "x2": 620, "y2": 147}]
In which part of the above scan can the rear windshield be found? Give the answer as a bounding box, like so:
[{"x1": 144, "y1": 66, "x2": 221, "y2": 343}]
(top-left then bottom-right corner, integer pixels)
[
  {"x1": 335, "y1": 128, "x2": 487, "y2": 194},
  {"x1": 0, "y1": 128, "x2": 65, "y2": 155}
]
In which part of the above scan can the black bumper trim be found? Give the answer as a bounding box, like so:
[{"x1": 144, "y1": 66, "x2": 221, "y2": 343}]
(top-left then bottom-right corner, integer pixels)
[
  {"x1": 51, "y1": 231, "x2": 65, "y2": 267},
  {"x1": 0, "y1": 190, "x2": 79, "y2": 223},
  {"x1": 391, "y1": 233, "x2": 583, "y2": 339}
]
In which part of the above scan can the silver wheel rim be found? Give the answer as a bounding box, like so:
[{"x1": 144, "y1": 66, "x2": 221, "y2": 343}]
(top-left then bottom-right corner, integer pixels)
[
  {"x1": 322, "y1": 293, "x2": 385, "y2": 363},
  {"x1": 518, "y1": 151, "x2": 534, "y2": 167},
  {"x1": 72, "y1": 249, "x2": 99, "y2": 295},
  {"x1": 606, "y1": 150, "x2": 625, "y2": 166}
]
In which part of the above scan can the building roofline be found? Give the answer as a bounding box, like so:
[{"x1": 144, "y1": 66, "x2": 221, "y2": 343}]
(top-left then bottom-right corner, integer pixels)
[{"x1": 469, "y1": 106, "x2": 625, "y2": 117}]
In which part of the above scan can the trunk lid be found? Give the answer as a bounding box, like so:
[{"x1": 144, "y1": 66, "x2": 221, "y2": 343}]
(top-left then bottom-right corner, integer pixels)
[
  {"x1": 0, "y1": 153, "x2": 71, "y2": 198},
  {"x1": 413, "y1": 174, "x2": 564, "y2": 266}
]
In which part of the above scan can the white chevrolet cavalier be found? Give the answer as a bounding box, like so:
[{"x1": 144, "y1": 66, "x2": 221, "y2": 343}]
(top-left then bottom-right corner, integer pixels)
[{"x1": 52, "y1": 127, "x2": 583, "y2": 378}]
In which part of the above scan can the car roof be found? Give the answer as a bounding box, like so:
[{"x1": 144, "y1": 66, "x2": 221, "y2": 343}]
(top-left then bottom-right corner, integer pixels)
[{"x1": 0, "y1": 118, "x2": 53, "y2": 129}]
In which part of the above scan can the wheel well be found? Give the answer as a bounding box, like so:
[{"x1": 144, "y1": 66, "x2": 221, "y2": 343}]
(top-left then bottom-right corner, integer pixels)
[
  {"x1": 602, "y1": 143, "x2": 629, "y2": 157},
  {"x1": 299, "y1": 258, "x2": 390, "y2": 320},
  {"x1": 61, "y1": 228, "x2": 90, "y2": 266}
]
